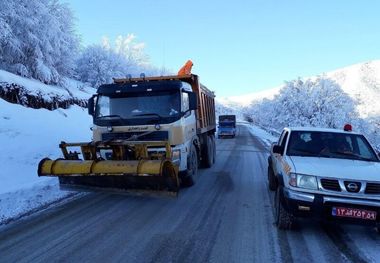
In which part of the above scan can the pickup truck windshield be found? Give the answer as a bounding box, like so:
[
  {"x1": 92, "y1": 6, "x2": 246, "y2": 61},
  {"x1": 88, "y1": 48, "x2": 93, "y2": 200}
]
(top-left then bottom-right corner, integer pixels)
[
  {"x1": 287, "y1": 131, "x2": 379, "y2": 162},
  {"x1": 95, "y1": 91, "x2": 181, "y2": 125}
]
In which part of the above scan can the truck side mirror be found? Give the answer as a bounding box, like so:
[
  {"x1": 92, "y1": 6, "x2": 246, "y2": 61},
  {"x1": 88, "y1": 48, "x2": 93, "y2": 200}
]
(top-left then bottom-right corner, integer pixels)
[
  {"x1": 88, "y1": 95, "x2": 96, "y2": 116},
  {"x1": 189, "y1": 92, "x2": 198, "y2": 111},
  {"x1": 272, "y1": 145, "x2": 284, "y2": 155}
]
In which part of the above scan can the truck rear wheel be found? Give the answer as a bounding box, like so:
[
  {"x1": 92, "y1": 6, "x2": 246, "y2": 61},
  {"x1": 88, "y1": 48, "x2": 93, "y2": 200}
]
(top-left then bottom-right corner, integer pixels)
[
  {"x1": 181, "y1": 145, "x2": 198, "y2": 187},
  {"x1": 211, "y1": 135, "x2": 216, "y2": 164},
  {"x1": 202, "y1": 135, "x2": 214, "y2": 168},
  {"x1": 274, "y1": 187, "x2": 293, "y2": 230}
]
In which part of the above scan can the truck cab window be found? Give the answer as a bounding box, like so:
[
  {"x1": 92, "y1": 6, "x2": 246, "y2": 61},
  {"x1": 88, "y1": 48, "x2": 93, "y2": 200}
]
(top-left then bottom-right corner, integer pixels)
[
  {"x1": 97, "y1": 96, "x2": 110, "y2": 117},
  {"x1": 182, "y1": 92, "x2": 189, "y2": 112},
  {"x1": 94, "y1": 91, "x2": 181, "y2": 125}
]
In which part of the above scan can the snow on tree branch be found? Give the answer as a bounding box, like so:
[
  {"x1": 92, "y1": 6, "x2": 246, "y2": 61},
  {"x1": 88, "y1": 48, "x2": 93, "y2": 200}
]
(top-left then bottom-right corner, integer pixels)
[{"x1": 0, "y1": 0, "x2": 79, "y2": 85}]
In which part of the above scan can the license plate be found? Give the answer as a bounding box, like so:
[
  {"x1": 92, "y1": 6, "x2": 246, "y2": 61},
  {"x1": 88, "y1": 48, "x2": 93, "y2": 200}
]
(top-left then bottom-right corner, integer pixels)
[{"x1": 332, "y1": 207, "x2": 377, "y2": 221}]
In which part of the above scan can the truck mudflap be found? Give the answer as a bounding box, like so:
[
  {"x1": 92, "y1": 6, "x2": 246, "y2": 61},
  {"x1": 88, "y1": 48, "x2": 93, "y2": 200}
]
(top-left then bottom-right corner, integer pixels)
[{"x1": 37, "y1": 141, "x2": 180, "y2": 195}]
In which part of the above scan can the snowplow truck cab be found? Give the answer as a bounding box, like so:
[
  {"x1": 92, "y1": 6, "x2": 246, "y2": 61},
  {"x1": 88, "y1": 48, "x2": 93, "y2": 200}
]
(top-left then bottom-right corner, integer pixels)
[{"x1": 38, "y1": 73, "x2": 216, "y2": 194}]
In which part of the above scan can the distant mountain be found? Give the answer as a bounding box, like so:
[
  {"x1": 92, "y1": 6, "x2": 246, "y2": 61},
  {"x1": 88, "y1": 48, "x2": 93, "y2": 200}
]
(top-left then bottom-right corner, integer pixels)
[
  {"x1": 217, "y1": 86, "x2": 280, "y2": 108},
  {"x1": 217, "y1": 60, "x2": 380, "y2": 118}
]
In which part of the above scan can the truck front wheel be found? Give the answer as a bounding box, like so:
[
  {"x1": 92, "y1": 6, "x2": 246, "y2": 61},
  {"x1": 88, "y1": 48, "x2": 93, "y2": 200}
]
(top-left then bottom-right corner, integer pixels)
[
  {"x1": 181, "y1": 145, "x2": 198, "y2": 187},
  {"x1": 268, "y1": 165, "x2": 277, "y2": 191},
  {"x1": 274, "y1": 187, "x2": 293, "y2": 230}
]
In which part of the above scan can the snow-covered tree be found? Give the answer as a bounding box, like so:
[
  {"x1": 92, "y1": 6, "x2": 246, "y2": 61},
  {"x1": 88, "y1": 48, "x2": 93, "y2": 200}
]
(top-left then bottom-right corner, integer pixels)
[
  {"x1": 75, "y1": 45, "x2": 127, "y2": 87},
  {"x1": 76, "y1": 35, "x2": 171, "y2": 87},
  {"x1": 0, "y1": 0, "x2": 79, "y2": 84},
  {"x1": 103, "y1": 34, "x2": 149, "y2": 68},
  {"x1": 249, "y1": 77, "x2": 359, "y2": 130}
]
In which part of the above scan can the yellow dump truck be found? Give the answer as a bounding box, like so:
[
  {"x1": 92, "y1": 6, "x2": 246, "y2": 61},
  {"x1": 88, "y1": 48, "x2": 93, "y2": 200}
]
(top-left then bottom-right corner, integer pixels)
[{"x1": 38, "y1": 63, "x2": 216, "y2": 194}]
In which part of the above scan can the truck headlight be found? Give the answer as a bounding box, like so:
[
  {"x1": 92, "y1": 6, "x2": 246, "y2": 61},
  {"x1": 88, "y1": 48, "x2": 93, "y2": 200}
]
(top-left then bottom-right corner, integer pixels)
[
  {"x1": 289, "y1": 173, "x2": 318, "y2": 190},
  {"x1": 172, "y1": 149, "x2": 181, "y2": 163}
]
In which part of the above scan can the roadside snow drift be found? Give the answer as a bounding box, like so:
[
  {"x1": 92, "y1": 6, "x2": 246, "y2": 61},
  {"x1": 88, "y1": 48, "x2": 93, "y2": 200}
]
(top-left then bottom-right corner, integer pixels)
[{"x1": 0, "y1": 99, "x2": 91, "y2": 223}]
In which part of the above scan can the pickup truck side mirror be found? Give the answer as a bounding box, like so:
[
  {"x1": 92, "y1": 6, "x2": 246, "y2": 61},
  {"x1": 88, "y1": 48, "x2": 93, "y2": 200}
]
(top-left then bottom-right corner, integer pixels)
[
  {"x1": 272, "y1": 145, "x2": 284, "y2": 155},
  {"x1": 189, "y1": 92, "x2": 198, "y2": 111},
  {"x1": 88, "y1": 95, "x2": 96, "y2": 116}
]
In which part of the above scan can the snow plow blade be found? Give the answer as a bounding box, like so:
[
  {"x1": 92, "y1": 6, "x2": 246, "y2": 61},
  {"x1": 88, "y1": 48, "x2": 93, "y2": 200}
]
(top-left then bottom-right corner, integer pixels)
[{"x1": 37, "y1": 141, "x2": 180, "y2": 195}]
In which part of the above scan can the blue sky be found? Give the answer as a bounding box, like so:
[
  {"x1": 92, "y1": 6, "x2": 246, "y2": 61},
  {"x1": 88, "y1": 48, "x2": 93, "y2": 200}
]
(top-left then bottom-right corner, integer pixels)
[{"x1": 65, "y1": 0, "x2": 380, "y2": 97}]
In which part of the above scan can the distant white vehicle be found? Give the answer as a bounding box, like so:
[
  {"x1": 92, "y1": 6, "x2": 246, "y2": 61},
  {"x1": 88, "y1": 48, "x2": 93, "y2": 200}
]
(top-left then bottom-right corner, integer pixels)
[{"x1": 268, "y1": 125, "x2": 380, "y2": 231}]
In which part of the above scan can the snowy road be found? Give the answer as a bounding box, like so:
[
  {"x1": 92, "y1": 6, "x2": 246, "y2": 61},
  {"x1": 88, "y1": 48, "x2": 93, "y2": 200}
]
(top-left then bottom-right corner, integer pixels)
[{"x1": 0, "y1": 125, "x2": 379, "y2": 262}]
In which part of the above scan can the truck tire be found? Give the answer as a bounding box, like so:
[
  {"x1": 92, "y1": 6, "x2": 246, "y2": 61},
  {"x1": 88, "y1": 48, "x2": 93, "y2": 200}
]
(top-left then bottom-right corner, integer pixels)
[
  {"x1": 211, "y1": 135, "x2": 216, "y2": 164},
  {"x1": 181, "y1": 145, "x2": 198, "y2": 187},
  {"x1": 202, "y1": 135, "x2": 214, "y2": 168},
  {"x1": 274, "y1": 187, "x2": 293, "y2": 230},
  {"x1": 268, "y1": 165, "x2": 277, "y2": 191}
]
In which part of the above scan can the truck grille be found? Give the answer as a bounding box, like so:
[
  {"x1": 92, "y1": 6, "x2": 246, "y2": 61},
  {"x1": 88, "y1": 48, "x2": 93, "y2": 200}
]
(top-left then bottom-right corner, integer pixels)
[
  {"x1": 102, "y1": 131, "x2": 169, "y2": 141},
  {"x1": 365, "y1": 183, "x2": 380, "y2": 194},
  {"x1": 320, "y1": 179, "x2": 341, "y2": 191}
]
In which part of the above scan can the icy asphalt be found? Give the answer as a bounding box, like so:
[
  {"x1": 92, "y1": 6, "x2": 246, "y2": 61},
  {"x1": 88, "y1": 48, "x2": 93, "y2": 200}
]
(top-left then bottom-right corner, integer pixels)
[{"x1": 0, "y1": 125, "x2": 379, "y2": 263}]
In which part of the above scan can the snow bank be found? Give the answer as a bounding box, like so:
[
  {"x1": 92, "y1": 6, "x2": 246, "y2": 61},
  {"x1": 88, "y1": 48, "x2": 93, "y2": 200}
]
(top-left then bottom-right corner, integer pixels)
[
  {"x1": 0, "y1": 99, "x2": 91, "y2": 193},
  {"x1": 0, "y1": 179, "x2": 82, "y2": 225},
  {"x1": 0, "y1": 94, "x2": 92, "y2": 224},
  {"x1": 246, "y1": 124, "x2": 278, "y2": 148},
  {"x1": 0, "y1": 70, "x2": 94, "y2": 102}
]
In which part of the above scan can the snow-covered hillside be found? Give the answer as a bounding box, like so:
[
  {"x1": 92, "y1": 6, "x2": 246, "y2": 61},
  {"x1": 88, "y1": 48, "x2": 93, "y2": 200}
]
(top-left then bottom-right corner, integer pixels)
[
  {"x1": 0, "y1": 71, "x2": 93, "y2": 223},
  {"x1": 218, "y1": 60, "x2": 380, "y2": 118},
  {"x1": 0, "y1": 100, "x2": 91, "y2": 223},
  {"x1": 0, "y1": 69, "x2": 94, "y2": 107},
  {"x1": 0, "y1": 100, "x2": 91, "y2": 194},
  {"x1": 326, "y1": 61, "x2": 380, "y2": 117}
]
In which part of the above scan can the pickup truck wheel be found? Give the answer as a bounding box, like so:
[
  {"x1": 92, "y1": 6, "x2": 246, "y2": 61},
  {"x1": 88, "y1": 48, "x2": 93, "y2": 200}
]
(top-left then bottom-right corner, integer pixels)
[
  {"x1": 274, "y1": 187, "x2": 293, "y2": 230},
  {"x1": 268, "y1": 166, "x2": 277, "y2": 191},
  {"x1": 181, "y1": 145, "x2": 198, "y2": 187}
]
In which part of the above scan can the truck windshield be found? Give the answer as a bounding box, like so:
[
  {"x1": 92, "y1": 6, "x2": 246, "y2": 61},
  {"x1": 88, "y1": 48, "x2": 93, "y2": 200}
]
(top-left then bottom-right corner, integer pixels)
[
  {"x1": 287, "y1": 131, "x2": 379, "y2": 162},
  {"x1": 95, "y1": 91, "x2": 181, "y2": 125},
  {"x1": 219, "y1": 122, "x2": 235, "y2": 128}
]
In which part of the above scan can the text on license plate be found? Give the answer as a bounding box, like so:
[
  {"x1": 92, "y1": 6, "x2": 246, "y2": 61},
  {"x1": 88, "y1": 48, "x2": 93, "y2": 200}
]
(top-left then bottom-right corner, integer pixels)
[{"x1": 332, "y1": 207, "x2": 377, "y2": 220}]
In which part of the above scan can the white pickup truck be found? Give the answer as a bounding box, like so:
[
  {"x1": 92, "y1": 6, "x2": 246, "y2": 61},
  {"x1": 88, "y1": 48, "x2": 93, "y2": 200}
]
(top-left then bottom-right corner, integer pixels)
[{"x1": 268, "y1": 126, "x2": 380, "y2": 231}]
